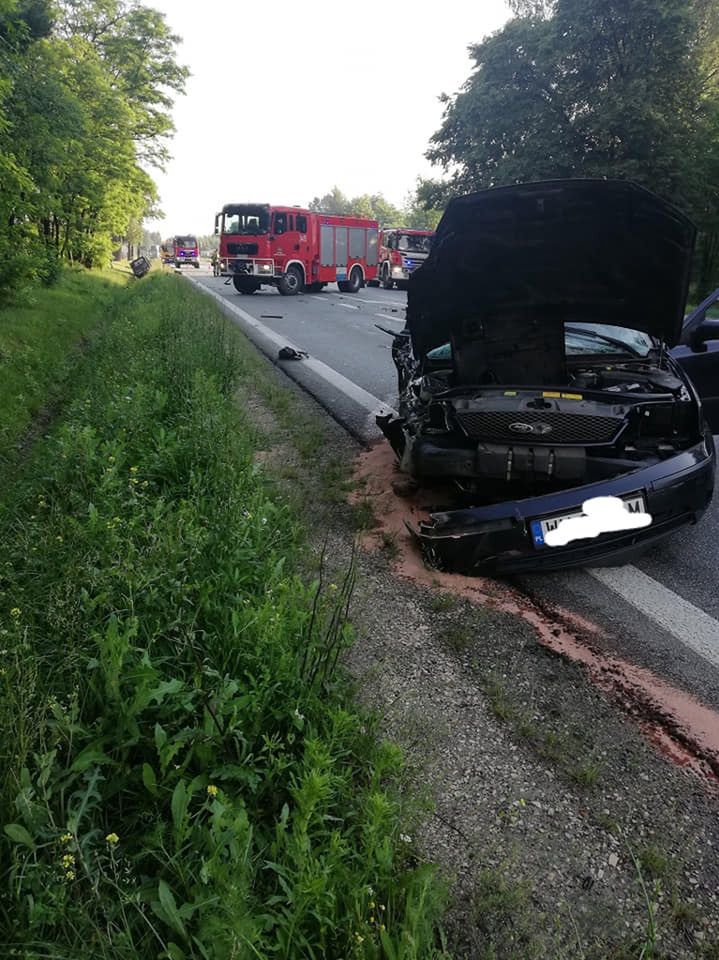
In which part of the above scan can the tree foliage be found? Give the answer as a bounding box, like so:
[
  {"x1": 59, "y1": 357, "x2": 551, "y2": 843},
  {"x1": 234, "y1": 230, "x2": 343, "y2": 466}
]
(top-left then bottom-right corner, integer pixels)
[
  {"x1": 424, "y1": 0, "x2": 719, "y2": 291},
  {"x1": 0, "y1": 0, "x2": 186, "y2": 298},
  {"x1": 308, "y1": 185, "x2": 442, "y2": 230}
]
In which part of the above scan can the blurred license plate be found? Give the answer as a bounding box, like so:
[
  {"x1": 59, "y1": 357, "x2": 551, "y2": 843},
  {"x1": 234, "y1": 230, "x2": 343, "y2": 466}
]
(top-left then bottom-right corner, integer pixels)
[{"x1": 530, "y1": 493, "x2": 646, "y2": 547}]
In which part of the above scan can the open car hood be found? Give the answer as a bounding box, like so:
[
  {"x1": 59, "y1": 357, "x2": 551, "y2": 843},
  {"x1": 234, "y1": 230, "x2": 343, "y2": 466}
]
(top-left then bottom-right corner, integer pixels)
[{"x1": 407, "y1": 180, "x2": 696, "y2": 368}]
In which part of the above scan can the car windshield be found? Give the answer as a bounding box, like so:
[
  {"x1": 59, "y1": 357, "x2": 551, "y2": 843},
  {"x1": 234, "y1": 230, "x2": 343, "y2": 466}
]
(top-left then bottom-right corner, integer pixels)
[
  {"x1": 565, "y1": 323, "x2": 653, "y2": 357},
  {"x1": 397, "y1": 233, "x2": 433, "y2": 254},
  {"x1": 425, "y1": 323, "x2": 654, "y2": 363},
  {"x1": 222, "y1": 208, "x2": 270, "y2": 235},
  {"x1": 175, "y1": 236, "x2": 196, "y2": 247}
]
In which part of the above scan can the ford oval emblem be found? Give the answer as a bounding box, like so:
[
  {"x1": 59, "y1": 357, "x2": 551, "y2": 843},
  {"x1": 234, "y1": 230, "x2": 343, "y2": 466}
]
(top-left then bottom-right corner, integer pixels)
[
  {"x1": 509, "y1": 422, "x2": 535, "y2": 434},
  {"x1": 509, "y1": 421, "x2": 553, "y2": 436}
]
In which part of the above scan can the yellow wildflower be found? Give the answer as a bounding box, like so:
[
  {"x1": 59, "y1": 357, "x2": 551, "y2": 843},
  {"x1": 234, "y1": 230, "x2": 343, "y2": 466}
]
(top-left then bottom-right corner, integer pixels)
[
  {"x1": 56, "y1": 535, "x2": 63, "y2": 543},
  {"x1": 130, "y1": 466, "x2": 139, "y2": 474},
  {"x1": 105, "y1": 832, "x2": 119, "y2": 845},
  {"x1": 206, "y1": 784, "x2": 218, "y2": 797},
  {"x1": 64, "y1": 870, "x2": 75, "y2": 881},
  {"x1": 10, "y1": 608, "x2": 21, "y2": 619},
  {"x1": 60, "y1": 833, "x2": 73, "y2": 844},
  {"x1": 61, "y1": 854, "x2": 75, "y2": 868},
  {"x1": 108, "y1": 455, "x2": 115, "y2": 463}
]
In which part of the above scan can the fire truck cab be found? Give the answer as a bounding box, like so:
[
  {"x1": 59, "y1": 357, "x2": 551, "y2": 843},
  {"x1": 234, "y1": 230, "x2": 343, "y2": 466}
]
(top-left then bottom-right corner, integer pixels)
[
  {"x1": 377, "y1": 228, "x2": 434, "y2": 290},
  {"x1": 215, "y1": 203, "x2": 379, "y2": 295},
  {"x1": 173, "y1": 235, "x2": 200, "y2": 269}
]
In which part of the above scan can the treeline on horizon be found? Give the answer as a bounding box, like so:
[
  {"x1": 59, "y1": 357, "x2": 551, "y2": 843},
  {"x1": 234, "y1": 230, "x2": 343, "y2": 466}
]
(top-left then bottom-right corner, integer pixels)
[{"x1": 0, "y1": 0, "x2": 186, "y2": 299}]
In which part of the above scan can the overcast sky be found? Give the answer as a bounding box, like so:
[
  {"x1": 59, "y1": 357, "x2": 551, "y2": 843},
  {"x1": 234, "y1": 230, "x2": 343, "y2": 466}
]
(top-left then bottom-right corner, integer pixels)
[{"x1": 144, "y1": 0, "x2": 511, "y2": 238}]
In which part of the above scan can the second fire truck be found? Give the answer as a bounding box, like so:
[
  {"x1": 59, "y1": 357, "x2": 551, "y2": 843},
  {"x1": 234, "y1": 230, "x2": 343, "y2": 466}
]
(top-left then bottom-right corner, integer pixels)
[
  {"x1": 214, "y1": 203, "x2": 379, "y2": 295},
  {"x1": 376, "y1": 228, "x2": 434, "y2": 290}
]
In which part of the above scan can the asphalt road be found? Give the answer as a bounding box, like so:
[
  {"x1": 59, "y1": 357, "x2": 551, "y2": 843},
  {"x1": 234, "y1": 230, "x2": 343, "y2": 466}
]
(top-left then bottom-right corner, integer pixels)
[{"x1": 191, "y1": 274, "x2": 719, "y2": 709}]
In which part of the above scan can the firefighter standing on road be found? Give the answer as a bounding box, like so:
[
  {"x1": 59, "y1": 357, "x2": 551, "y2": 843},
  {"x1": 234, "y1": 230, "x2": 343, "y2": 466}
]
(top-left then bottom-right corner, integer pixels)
[{"x1": 211, "y1": 249, "x2": 221, "y2": 276}]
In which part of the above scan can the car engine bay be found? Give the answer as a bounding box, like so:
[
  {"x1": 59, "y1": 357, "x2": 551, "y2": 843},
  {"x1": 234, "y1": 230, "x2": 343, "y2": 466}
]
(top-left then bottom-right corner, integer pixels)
[{"x1": 380, "y1": 343, "x2": 702, "y2": 503}]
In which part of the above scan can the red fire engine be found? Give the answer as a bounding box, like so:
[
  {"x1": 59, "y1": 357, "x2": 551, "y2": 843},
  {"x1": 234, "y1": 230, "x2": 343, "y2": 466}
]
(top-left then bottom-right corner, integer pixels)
[
  {"x1": 173, "y1": 234, "x2": 200, "y2": 269},
  {"x1": 376, "y1": 228, "x2": 434, "y2": 290},
  {"x1": 214, "y1": 204, "x2": 379, "y2": 295}
]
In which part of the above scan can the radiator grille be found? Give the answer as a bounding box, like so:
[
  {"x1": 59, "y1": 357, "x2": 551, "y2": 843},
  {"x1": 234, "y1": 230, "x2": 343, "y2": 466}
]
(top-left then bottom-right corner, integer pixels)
[
  {"x1": 455, "y1": 410, "x2": 623, "y2": 445},
  {"x1": 227, "y1": 242, "x2": 259, "y2": 255}
]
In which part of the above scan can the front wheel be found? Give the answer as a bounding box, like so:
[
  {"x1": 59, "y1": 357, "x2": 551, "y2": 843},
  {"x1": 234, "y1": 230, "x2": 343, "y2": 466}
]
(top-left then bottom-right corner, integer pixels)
[
  {"x1": 277, "y1": 264, "x2": 303, "y2": 296},
  {"x1": 382, "y1": 265, "x2": 394, "y2": 290},
  {"x1": 232, "y1": 276, "x2": 259, "y2": 294}
]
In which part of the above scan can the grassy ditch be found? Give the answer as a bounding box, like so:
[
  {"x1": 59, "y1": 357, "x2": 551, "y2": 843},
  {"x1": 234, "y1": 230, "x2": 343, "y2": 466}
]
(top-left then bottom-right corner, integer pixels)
[
  {"x1": 0, "y1": 274, "x2": 447, "y2": 959},
  {"x1": 0, "y1": 266, "x2": 128, "y2": 462}
]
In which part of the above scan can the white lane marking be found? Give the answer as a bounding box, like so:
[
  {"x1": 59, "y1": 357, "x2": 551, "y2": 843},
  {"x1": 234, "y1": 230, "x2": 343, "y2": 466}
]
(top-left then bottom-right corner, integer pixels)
[
  {"x1": 338, "y1": 302, "x2": 360, "y2": 310},
  {"x1": 354, "y1": 296, "x2": 398, "y2": 305},
  {"x1": 589, "y1": 566, "x2": 719, "y2": 667},
  {"x1": 309, "y1": 295, "x2": 324, "y2": 301},
  {"x1": 191, "y1": 280, "x2": 396, "y2": 417},
  {"x1": 374, "y1": 312, "x2": 405, "y2": 323}
]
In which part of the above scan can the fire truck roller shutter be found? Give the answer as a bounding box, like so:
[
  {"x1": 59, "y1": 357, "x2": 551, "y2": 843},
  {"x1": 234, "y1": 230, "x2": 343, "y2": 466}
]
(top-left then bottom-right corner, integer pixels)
[
  {"x1": 349, "y1": 228, "x2": 365, "y2": 260},
  {"x1": 321, "y1": 224, "x2": 334, "y2": 267},
  {"x1": 335, "y1": 227, "x2": 348, "y2": 280}
]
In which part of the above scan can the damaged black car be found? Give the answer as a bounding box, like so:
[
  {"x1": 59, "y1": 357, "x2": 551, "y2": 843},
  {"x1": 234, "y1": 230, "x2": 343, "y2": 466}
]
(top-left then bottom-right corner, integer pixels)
[{"x1": 377, "y1": 179, "x2": 719, "y2": 573}]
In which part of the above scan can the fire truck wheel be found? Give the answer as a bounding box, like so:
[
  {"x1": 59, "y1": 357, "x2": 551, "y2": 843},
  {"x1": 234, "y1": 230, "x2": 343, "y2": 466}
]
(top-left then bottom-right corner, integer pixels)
[
  {"x1": 306, "y1": 282, "x2": 323, "y2": 293},
  {"x1": 345, "y1": 266, "x2": 362, "y2": 293},
  {"x1": 382, "y1": 266, "x2": 394, "y2": 290},
  {"x1": 278, "y1": 265, "x2": 303, "y2": 296},
  {"x1": 232, "y1": 276, "x2": 259, "y2": 294}
]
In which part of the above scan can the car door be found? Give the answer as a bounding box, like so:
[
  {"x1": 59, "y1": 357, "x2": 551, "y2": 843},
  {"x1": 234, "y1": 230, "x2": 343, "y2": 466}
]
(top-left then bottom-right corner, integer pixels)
[{"x1": 671, "y1": 287, "x2": 719, "y2": 432}]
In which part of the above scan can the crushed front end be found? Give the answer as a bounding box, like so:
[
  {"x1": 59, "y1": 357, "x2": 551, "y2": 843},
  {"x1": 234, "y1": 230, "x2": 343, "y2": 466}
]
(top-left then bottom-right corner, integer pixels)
[{"x1": 377, "y1": 179, "x2": 715, "y2": 573}]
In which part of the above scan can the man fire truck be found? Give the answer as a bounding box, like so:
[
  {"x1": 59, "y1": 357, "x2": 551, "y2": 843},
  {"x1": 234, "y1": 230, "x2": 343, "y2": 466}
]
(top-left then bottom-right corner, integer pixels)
[
  {"x1": 160, "y1": 239, "x2": 175, "y2": 266},
  {"x1": 377, "y1": 228, "x2": 434, "y2": 290},
  {"x1": 214, "y1": 203, "x2": 379, "y2": 295}
]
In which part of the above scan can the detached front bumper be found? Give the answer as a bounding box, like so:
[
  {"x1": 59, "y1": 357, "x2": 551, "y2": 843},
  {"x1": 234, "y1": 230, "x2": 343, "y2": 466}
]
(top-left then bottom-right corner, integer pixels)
[{"x1": 413, "y1": 432, "x2": 715, "y2": 574}]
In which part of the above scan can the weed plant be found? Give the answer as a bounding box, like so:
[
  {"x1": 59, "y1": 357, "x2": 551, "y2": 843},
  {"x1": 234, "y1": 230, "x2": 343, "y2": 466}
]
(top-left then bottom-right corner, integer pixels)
[{"x1": 0, "y1": 275, "x2": 447, "y2": 959}]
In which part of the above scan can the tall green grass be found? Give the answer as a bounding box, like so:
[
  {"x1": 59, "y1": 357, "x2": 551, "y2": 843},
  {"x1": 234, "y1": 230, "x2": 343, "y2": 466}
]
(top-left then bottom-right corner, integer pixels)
[
  {"x1": 0, "y1": 265, "x2": 128, "y2": 461},
  {"x1": 0, "y1": 274, "x2": 447, "y2": 959}
]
